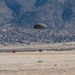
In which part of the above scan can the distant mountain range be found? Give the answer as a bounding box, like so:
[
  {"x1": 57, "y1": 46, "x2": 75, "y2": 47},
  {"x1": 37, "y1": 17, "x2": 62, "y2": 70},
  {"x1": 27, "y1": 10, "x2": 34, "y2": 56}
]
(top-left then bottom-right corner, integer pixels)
[{"x1": 0, "y1": 0, "x2": 75, "y2": 45}]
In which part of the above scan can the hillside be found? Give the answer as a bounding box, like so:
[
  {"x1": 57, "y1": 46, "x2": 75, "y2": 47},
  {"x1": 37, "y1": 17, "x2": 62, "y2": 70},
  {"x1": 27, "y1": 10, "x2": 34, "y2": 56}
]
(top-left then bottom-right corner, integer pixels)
[{"x1": 0, "y1": 0, "x2": 75, "y2": 45}]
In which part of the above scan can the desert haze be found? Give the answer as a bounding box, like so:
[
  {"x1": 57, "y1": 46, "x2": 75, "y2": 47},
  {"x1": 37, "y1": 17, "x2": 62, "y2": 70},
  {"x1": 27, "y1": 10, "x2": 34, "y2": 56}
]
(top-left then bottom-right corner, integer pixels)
[{"x1": 0, "y1": 42, "x2": 75, "y2": 75}]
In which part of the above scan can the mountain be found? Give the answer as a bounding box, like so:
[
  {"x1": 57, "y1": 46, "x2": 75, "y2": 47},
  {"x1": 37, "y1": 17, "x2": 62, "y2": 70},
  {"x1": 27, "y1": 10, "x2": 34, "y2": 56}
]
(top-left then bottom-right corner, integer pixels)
[
  {"x1": 0, "y1": 0, "x2": 75, "y2": 45},
  {"x1": 0, "y1": 0, "x2": 72, "y2": 28}
]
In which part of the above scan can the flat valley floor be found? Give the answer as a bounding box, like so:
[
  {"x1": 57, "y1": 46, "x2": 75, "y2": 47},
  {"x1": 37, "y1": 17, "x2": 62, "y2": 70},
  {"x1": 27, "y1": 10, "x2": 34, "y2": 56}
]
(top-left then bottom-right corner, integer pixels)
[{"x1": 0, "y1": 51, "x2": 75, "y2": 75}]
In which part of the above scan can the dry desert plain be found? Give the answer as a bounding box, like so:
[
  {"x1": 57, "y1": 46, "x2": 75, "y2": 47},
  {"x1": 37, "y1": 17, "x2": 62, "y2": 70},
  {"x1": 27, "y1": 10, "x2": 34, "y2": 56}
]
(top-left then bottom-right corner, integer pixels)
[{"x1": 0, "y1": 51, "x2": 75, "y2": 75}]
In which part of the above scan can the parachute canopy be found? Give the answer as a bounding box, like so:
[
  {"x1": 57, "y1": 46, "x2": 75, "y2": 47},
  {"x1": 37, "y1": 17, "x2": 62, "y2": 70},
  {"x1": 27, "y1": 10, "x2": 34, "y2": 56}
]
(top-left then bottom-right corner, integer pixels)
[{"x1": 34, "y1": 23, "x2": 47, "y2": 29}]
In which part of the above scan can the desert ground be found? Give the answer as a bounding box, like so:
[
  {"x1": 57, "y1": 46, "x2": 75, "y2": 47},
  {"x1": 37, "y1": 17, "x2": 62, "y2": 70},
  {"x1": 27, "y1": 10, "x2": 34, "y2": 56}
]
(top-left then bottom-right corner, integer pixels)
[{"x1": 0, "y1": 51, "x2": 75, "y2": 75}]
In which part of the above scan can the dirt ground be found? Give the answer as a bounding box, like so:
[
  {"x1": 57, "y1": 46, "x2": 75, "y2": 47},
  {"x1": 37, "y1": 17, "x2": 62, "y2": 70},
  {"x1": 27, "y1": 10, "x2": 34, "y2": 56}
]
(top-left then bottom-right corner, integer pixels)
[{"x1": 0, "y1": 51, "x2": 75, "y2": 75}]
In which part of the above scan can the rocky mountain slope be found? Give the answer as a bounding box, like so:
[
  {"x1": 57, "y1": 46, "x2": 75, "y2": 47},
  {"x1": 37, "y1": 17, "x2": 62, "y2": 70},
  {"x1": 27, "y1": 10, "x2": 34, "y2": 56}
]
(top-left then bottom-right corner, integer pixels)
[{"x1": 0, "y1": 0, "x2": 75, "y2": 45}]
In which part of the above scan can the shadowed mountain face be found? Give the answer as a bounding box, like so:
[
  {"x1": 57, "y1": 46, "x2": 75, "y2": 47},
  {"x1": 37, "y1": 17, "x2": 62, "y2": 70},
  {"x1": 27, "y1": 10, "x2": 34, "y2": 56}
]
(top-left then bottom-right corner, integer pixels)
[
  {"x1": 0, "y1": 0, "x2": 75, "y2": 45},
  {"x1": 34, "y1": 0, "x2": 48, "y2": 8},
  {"x1": 0, "y1": 0, "x2": 75, "y2": 29}
]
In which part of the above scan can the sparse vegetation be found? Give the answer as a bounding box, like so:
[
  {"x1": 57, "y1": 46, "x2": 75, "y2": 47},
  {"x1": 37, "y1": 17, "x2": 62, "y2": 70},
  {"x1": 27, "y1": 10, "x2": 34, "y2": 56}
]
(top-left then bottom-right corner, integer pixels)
[
  {"x1": 37, "y1": 60, "x2": 43, "y2": 63},
  {"x1": 12, "y1": 50, "x2": 16, "y2": 53},
  {"x1": 0, "y1": 27, "x2": 75, "y2": 45}
]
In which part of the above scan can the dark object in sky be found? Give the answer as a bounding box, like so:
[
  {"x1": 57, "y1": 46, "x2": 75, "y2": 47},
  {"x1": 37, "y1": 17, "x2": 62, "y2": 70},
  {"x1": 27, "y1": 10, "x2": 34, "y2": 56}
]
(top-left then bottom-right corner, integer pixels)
[{"x1": 34, "y1": 23, "x2": 47, "y2": 29}]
